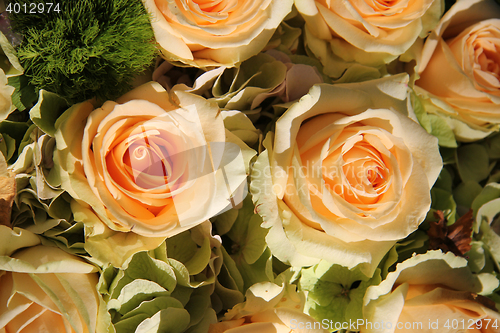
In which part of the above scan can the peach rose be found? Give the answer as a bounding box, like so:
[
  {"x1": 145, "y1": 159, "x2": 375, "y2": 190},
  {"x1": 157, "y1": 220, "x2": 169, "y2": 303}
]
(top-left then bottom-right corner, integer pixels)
[
  {"x1": 0, "y1": 227, "x2": 99, "y2": 333},
  {"x1": 250, "y1": 75, "x2": 442, "y2": 276},
  {"x1": 415, "y1": 0, "x2": 500, "y2": 141},
  {"x1": 142, "y1": 0, "x2": 293, "y2": 68},
  {"x1": 361, "y1": 251, "x2": 500, "y2": 333},
  {"x1": 55, "y1": 82, "x2": 253, "y2": 239},
  {"x1": 295, "y1": 0, "x2": 443, "y2": 77}
]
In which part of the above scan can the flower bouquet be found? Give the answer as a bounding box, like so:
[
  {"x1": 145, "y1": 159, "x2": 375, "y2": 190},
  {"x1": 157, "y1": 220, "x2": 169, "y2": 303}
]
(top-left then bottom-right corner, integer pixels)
[{"x1": 1, "y1": 0, "x2": 500, "y2": 332}]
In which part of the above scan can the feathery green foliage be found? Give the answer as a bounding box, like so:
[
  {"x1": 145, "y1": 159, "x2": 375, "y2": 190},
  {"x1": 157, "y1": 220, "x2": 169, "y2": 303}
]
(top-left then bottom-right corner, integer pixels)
[{"x1": 9, "y1": 0, "x2": 157, "y2": 103}]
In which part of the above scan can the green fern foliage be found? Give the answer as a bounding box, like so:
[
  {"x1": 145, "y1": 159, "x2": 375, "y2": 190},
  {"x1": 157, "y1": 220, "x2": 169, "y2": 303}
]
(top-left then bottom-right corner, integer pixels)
[{"x1": 9, "y1": 0, "x2": 157, "y2": 103}]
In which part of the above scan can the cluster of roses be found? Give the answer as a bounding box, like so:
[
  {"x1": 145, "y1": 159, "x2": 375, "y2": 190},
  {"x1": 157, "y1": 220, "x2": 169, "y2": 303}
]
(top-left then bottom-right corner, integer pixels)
[{"x1": 1, "y1": 0, "x2": 500, "y2": 332}]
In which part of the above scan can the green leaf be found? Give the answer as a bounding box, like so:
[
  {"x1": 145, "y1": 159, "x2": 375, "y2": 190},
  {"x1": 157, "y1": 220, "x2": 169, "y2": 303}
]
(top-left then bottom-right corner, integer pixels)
[
  {"x1": 30, "y1": 89, "x2": 69, "y2": 136},
  {"x1": 0, "y1": 31, "x2": 23, "y2": 74},
  {"x1": 212, "y1": 208, "x2": 238, "y2": 236},
  {"x1": 428, "y1": 113, "x2": 458, "y2": 148},
  {"x1": 381, "y1": 231, "x2": 428, "y2": 278},
  {"x1": 434, "y1": 167, "x2": 453, "y2": 193},
  {"x1": 453, "y1": 181, "x2": 483, "y2": 208},
  {"x1": 439, "y1": 147, "x2": 457, "y2": 165},
  {"x1": 456, "y1": 144, "x2": 490, "y2": 183},
  {"x1": 0, "y1": 133, "x2": 15, "y2": 160},
  {"x1": 0, "y1": 120, "x2": 30, "y2": 149},
  {"x1": 8, "y1": 74, "x2": 38, "y2": 112},
  {"x1": 16, "y1": 123, "x2": 37, "y2": 157},
  {"x1": 484, "y1": 133, "x2": 500, "y2": 159},
  {"x1": 431, "y1": 187, "x2": 457, "y2": 224}
]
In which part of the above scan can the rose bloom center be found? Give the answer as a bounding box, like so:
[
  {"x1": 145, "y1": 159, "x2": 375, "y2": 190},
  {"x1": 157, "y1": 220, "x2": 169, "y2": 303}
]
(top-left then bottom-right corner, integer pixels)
[
  {"x1": 474, "y1": 33, "x2": 500, "y2": 78},
  {"x1": 368, "y1": 0, "x2": 401, "y2": 11}
]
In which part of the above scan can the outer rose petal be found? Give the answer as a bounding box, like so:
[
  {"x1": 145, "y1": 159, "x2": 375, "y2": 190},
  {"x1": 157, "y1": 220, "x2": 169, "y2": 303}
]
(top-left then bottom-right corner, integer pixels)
[
  {"x1": 251, "y1": 75, "x2": 442, "y2": 276},
  {"x1": 143, "y1": 0, "x2": 293, "y2": 68}
]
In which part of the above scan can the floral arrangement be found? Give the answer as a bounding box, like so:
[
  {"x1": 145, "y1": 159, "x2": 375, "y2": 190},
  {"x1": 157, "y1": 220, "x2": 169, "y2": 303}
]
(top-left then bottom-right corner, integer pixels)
[{"x1": 1, "y1": 0, "x2": 500, "y2": 332}]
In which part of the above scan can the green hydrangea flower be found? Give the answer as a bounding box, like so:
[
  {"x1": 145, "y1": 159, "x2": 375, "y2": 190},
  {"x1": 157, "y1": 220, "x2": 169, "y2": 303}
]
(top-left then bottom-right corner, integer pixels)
[{"x1": 98, "y1": 248, "x2": 216, "y2": 333}]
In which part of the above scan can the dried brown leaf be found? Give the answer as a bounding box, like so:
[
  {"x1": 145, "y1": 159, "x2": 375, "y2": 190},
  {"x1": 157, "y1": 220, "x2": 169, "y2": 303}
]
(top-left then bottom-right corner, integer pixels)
[{"x1": 428, "y1": 210, "x2": 473, "y2": 257}]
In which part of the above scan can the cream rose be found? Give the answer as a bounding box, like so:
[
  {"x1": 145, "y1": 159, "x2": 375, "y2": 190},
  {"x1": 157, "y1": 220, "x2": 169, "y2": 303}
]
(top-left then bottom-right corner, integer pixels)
[
  {"x1": 361, "y1": 251, "x2": 500, "y2": 333},
  {"x1": 295, "y1": 0, "x2": 443, "y2": 77},
  {"x1": 55, "y1": 82, "x2": 253, "y2": 239},
  {"x1": 250, "y1": 75, "x2": 442, "y2": 276},
  {"x1": 415, "y1": 0, "x2": 500, "y2": 141},
  {"x1": 142, "y1": 0, "x2": 293, "y2": 68},
  {"x1": 0, "y1": 226, "x2": 99, "y2": 333},
  {"x1": 209, "y1": 279, "x2": 329, "y2": 333}
]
